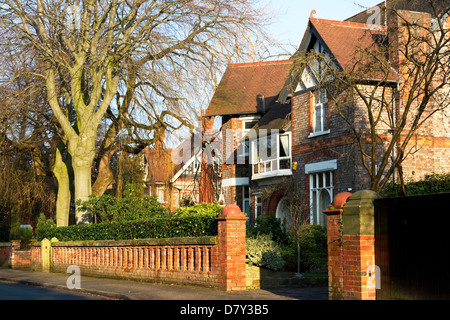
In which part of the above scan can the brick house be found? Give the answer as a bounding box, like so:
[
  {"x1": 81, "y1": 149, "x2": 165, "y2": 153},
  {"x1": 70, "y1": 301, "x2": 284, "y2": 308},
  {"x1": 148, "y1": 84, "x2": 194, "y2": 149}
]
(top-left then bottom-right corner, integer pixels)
[
  {"x1": 203, "y1": 60, "x2": 294, "y2": 218},
  {"x1": 144, "y1": 140, "x2": 195, "y2": 212},
  {"x1": 144, "y1": 115, "x2": 221, "y2": 212},
  {"x1": 203, "y1": 1, "x2": 450, "y2": 226}
]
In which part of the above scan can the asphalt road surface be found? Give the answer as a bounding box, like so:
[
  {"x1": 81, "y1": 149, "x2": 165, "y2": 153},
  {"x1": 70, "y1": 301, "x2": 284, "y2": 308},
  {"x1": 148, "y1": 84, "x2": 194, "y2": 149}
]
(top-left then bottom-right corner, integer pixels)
[{"x1": 0, "y1": 281, "x2": 105, "y2": 300}]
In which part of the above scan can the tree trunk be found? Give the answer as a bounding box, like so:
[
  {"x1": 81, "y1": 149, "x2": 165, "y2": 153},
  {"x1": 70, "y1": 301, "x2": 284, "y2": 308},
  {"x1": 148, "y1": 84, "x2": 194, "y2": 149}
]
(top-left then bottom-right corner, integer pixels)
[
  {"x1": 53, "y1": 148, "x2": 70, "y2": 227},
  {"x1": 70, "y1": 135, "x2": 96, "y2": 224},
  {"x1": 116, "y1": 151, "x2": 125, "y2": 199},
  {"x1": 73, "y1": 162, "x2": 93, "y2": 224},
  {"x1": 92, "y1": 149, "x2": 117, "y2": 197}
]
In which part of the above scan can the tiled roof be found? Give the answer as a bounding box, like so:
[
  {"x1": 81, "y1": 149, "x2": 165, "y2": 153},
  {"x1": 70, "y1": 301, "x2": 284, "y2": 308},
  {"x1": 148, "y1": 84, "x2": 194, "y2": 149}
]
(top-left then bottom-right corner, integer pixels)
[
  {"x1": 145, "y1": 147, "x2": 178, "y2": 183},
  {"x1": 346, "y1": 0, "x2": 446, "y2": 23},
  {"x1": 309, "y1": 17, "x2": 399, "y2": 82},
  {"x1": 205, "y1": 60, "x2": 293, "y2": 117},
  {"x1": 250, "y1": 100, "x2": 291, "y2": 134}
]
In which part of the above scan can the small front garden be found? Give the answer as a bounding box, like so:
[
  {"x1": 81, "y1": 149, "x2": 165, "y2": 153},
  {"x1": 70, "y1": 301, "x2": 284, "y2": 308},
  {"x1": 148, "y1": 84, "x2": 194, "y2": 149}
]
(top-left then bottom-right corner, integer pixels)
[
  {"x1": 246, "y1": 215, "x2": 328, "y2": 275},
  {"x1": 16, "y1": 183, "x2": 328, "y2": 278}
]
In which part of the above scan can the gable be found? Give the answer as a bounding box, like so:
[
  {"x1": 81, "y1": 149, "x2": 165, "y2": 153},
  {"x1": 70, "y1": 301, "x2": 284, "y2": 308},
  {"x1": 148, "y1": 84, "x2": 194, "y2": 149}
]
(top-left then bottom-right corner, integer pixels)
[
  {"x1": 279, "y1": 15, "x2": 400, "y2": 101},
  {"x1": 295, "y1": 66, "x2": 318, "y2": 92}
]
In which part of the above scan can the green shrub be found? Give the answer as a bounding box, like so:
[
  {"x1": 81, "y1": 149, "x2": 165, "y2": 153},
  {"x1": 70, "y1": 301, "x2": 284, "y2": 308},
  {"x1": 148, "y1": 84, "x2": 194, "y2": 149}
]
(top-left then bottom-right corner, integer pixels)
[
  {"x1": 247, "y1": 215, "x2": 290, "y2": 245},
  {"x1": 18, "y1": 225, "x2": 33, "y2": 249},
  {"x1": 0, "y1": 210, "x2": 9, "y2": 242},
  {"x1": 247, "y1": 215, "x2": 327, "y2": 273},
  {"x1": 246, "y1": 233, "x2": 284, "y2": 271},
  {"x1": 35, "y1": 213, "x2": 56, "y2": 241},
  {"x1": 382, "y1": 173, "x2": 450, "y2": 197},
  {"x1": 77, "y1": 184, "x2": 169, "y2": 223},
  {"x1": 36, "y1": 203, "x2": 222, "y2": 241},
  {"x1": 294, "y1": 225, "x2": 328, "y2": 273},
  {"x1": 173, "y1": 202, "x2": 222, "y2": 218}
]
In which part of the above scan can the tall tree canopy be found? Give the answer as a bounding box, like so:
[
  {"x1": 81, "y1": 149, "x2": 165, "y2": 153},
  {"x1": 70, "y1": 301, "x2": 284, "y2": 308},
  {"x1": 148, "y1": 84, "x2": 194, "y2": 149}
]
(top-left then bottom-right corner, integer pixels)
[{"x1": 0, "y1": 0, "x2": 272, "y2": 224}]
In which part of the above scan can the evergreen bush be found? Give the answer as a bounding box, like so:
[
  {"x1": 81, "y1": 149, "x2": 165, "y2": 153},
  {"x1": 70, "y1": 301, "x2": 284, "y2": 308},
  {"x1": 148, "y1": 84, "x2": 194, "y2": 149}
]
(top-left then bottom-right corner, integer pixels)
[
  {"x1": 382, "y1": 173, "x2": 450, "y2": 197},
  {"x1": 246, "y1": 233, "x2": 285, "y2": 271},
  {"x1": 36, "y1": 203, "x2": 223, "y2": 241}
]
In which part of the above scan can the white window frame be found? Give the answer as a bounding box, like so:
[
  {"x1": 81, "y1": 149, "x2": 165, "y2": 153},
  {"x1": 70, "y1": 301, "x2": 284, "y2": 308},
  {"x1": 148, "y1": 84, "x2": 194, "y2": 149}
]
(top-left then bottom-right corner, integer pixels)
[
  {"x1": 156, "y1": 185, "x2": 165, "y2": 204},
  {"x1": 309, "y1": 171, "x2": 334, "y2": 227},
  {"x1": 254, "y1": 194, "x2": 262, "y2": 221},
  {"x1": 306, "y1": 160, "x2": 337, "y2": 227},
  {"x1": 309, "y1": 89, "x2": 330, "y2": 137},
  {"x1": 250, "y1": 131, "x2": 292, "y2": 180},
  {"x1": 242, "y1": 186, "x2": 250, "y2": 215},
  {"x1": 239, "y1": 116, "x2": 260, "y2": 157}
]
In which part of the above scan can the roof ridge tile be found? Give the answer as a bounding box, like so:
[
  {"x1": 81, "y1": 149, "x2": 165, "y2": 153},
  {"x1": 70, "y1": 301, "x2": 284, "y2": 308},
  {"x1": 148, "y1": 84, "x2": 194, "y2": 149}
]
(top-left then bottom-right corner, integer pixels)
[{"x1": 310, "y1": 17, "x2": 386, "y2": 31}]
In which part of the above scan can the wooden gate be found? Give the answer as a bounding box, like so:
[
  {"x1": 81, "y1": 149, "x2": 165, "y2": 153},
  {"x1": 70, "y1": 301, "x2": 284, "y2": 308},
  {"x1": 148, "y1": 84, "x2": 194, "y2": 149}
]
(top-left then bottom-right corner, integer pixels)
[{"x1": 374, "y1": 193, "x2": 450, "y2": 300}]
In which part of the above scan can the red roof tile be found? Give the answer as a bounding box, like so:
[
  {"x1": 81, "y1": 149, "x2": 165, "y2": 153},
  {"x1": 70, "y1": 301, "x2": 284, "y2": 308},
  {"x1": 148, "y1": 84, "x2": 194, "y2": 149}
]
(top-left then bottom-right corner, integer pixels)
[
  {"x1": 145, "y1": 147, "x2": 178, "y2": 183},
  {"x1": 205, "y1": 60, "x2": 293, "y2": 116},
  {"x1": 310, "y1": 18, "x2": 398, "y2": 82}
]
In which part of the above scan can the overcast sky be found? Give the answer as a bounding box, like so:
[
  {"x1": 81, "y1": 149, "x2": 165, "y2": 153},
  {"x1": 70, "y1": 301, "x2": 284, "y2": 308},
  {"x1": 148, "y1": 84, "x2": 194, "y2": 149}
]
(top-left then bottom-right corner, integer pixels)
[{"x1": 262, "y1": 0, "x2": 385, "y2": 55}]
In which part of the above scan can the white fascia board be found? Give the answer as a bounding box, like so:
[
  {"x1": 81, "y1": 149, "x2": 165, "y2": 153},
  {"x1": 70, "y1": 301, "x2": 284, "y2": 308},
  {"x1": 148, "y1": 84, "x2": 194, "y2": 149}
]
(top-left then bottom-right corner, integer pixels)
[
  {"x1": 305, "y1": 159, "x2": 337, "y2": 174},
  {"x1": 221, "y1": 177, "x2": 250, "y2": 187},
  {"x1": 170, "y1": 150, "x2": 202, "y2": 183}
]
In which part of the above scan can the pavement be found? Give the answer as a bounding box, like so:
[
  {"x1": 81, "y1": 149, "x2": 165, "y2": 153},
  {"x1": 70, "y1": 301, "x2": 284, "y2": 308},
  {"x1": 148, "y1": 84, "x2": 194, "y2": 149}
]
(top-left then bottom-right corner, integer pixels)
[{"x1": 0, "y1": 268, "x2": 329, "y2": 300}]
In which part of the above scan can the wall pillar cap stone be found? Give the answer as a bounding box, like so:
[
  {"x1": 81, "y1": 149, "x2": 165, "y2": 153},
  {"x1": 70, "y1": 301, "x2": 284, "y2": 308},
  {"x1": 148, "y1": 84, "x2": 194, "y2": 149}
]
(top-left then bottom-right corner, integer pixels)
[
  {"x1": 333, "y1": 192, "x2": 353, "y2": 209},
  {"x1": 342, "y1": 190, "x2": 380, "y2": 236},
  {"x1": 324, "y1": 192, "x2": 352, "y2": 215},
  {"x1": 347, "y1": 190, "x2": 379, "y2": 202},
  {"x1": 216, "y1": 204, "x2": 249, "y2": 221}
]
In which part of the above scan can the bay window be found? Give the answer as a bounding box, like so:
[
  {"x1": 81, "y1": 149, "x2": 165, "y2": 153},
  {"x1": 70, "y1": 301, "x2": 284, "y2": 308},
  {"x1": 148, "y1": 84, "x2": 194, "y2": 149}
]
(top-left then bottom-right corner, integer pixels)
[{"x1": 251, "y1": 131, "x2": 292, "y2": 179}]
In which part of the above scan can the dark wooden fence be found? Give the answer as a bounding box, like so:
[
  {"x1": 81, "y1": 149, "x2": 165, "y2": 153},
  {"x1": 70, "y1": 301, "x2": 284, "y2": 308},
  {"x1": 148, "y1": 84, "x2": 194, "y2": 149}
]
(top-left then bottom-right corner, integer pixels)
[{"x1": 374, "y1": 193, "x2": 450, "y2": 300}]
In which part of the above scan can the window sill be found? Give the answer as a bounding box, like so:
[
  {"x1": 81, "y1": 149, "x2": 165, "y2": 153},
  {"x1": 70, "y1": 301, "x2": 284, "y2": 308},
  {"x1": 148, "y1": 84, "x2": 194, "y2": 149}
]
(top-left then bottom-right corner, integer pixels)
[
  {"x1": 251, "y1": 170, "x2": 292, "y2": 180},
  {"x1": 308, "y1": 130, "x2": 330, "y2": 138}
]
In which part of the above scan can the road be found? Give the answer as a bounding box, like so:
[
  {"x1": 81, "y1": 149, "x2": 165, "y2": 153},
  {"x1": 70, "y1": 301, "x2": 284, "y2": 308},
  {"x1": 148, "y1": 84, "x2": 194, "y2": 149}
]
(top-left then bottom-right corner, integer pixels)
[{"x1": 0, "y1": 281, "x2": 105, "y2": 300}]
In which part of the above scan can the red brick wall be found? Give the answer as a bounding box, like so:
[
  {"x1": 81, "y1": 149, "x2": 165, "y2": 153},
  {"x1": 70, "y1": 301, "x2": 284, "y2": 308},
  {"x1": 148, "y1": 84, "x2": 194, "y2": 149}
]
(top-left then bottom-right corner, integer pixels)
[
  {"x1": 0, "y1": 244, "x2": 11, "y2": 267},
  {"x1": 215, "y1": 204, "x2": 248, "y2": 291},
  {"x1": 325, "y1": 192, "x2": 377, "y2": 300},
  {"x1": 0, "y1": 241, "x2": 31, "y2": 269},
  {"x1": 342, "y1": 235, "x2": 376, "y2": 300},
  {"x1": 27, "y1": 205, "x2": 249, "y2": 292},
  {"x1": 325, "y1": 209, "x2": 344, "y2": 300}
]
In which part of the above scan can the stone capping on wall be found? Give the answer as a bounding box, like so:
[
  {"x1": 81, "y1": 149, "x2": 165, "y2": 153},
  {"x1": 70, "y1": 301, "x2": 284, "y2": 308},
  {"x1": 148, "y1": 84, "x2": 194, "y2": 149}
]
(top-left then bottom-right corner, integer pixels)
[{"x1": 31, "y1": 236, "x2": 218, "y2": 248}]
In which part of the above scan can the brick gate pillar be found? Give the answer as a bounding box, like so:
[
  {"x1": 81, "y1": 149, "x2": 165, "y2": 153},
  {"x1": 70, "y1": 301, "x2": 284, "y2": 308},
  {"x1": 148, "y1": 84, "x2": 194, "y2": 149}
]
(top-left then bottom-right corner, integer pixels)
[
  {"x1": 342, "y1": 190, "x2": 379, "y2": 300},
  {"x1": 215, "y1": 204, "x2": 249, "y2": 291},
  {"x1": 324, "y1": 192, "x2": 352, "y2": 300}
]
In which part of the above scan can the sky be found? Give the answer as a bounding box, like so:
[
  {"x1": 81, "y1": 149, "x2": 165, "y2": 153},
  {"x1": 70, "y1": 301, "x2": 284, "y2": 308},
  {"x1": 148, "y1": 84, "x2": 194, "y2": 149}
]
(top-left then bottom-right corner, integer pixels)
[{"x1": 261, "y1": 0, "x2": 385, "y2": 55}]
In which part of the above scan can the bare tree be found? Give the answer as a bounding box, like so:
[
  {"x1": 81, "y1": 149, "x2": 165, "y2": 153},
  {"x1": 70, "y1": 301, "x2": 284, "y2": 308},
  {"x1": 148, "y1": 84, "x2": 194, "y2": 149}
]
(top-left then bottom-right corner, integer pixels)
[
  {"x1": 261, "y1": 176, "x2": 310, "y2": 274},
  {"x1": 0, "y1": 48, "x2": 57, "y2": 226},
  {"x1": 0, "y1": 0, "x2": 272, "y2": 223},
  {"x1": 291, "y1": 0, "x2": 450, "y2": 193}
]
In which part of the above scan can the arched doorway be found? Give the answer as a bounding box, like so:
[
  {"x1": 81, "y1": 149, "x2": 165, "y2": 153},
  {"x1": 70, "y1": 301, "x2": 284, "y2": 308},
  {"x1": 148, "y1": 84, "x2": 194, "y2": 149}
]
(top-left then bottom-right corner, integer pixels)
[{"x1": 276, "y1": 197, "x2": 291, "y2": 228}]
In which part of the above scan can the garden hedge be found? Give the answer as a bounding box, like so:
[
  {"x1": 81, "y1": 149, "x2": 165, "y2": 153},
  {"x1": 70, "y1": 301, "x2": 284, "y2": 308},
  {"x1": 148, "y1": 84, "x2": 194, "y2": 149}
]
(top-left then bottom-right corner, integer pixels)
[{"x1": 36, "y1": 203, "x2": 222, "y2": 241}]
